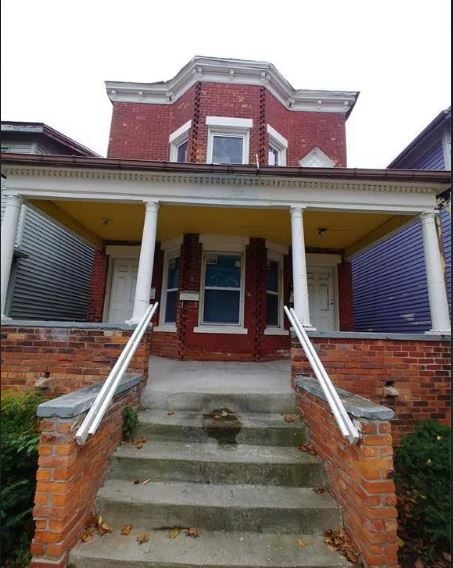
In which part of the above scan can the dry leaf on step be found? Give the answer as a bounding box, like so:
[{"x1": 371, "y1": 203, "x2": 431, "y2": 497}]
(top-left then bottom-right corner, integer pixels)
[
  {"x1": 414, "y1": 559, "x2": 424, "y2": 568},
  {"x1": 121, "y1": 525, "x2": 133, "y2": 536},
  {"x1": 97, "y1": 514, "x2": 112, "y2": 535},
  {"x1": 186, "y1": 528, "x2": 199, "y2": 538},
  {"x1": 80, "y1": 527, "x2": 95, "y2": 543},
  {"x1": 136, "y1": 532, "x2": 149, "y2": 544},
  {"x1": 283, "y1": 415, "x2": 297, "y2": 423},
  {"x1": 168, "y1": 528, "x2": 181, "y2": 539},
  {"x1": 167, "y1": 410, "x2": 175, "y2": 416},
  {"x1": 297, "y1": 539, "x2": 306, "y2": 548}
]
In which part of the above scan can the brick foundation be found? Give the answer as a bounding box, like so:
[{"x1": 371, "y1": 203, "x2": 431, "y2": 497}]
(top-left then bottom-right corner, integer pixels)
[
  {"x1": 296, "y1": 386, "x2": 398, "y2": 567},
  {"x1": 1, "y1": 325, "x2": 151, "y2": 396},
  {"x1": 30, "y1": 380, "x2": 142, "y2": 567},
  {"x1": 292, "y1": 335, "x2": 451, "y2": 444}
]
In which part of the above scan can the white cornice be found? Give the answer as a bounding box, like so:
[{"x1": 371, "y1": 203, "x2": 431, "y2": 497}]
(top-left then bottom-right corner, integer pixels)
[{"x1": 105, "y1": 56, "x2": 359, "y2": 115}]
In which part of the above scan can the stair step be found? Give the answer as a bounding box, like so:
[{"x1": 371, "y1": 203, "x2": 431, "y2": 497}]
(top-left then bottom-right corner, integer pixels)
[
  {"x1": 110, "y1": 441, "x2": 324, "y2": 487},
  {"x1": 70, "y1": 529, "x2": 352, "y2": 567},
  {"x1": 97, "y1": 480, "x2": 342, "y2": 534},
  {"x1": 136, "y1": 410, "x2": 308, "y2": 447}
]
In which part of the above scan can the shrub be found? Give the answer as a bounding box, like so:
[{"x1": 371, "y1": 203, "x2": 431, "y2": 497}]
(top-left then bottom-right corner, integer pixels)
[
  {"x1": 1, "y1": 390, "x2": 44, "y2": 567},
  {"x1": 122, "y1": 406, "x2": 139, "y2": 441},
  {"x1": 395, "y1": 420, "x2": 451, "y2": 555}
]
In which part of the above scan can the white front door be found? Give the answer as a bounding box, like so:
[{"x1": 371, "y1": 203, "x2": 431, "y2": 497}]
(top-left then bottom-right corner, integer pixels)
[
  {"x1": 307, "y1": 265, "x2": 337, "y2": 331},
  {"x1": 107, "y1": 258, "x2": 138, "y2": 323}
]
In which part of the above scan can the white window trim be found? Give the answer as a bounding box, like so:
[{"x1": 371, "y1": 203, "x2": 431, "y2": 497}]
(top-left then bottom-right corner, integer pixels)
[
  {"x1": 206, "y1": 116, "x2": 252, "y2": 165},
  {"x1": 299, "y1": 147, "x2": 334, "y2": 168},
  {"x1": 169, "y1": 120, "x2": 191, "y2": 162},
  {"x1": 265, "y1": 249, "x2": 285, "y2": 333},
  {"x1": 267, "y1": 125, "x2": 288, "y2": 167},
  {"x1": 157, "y1": 247, "x2": 180, "y2": 329}
]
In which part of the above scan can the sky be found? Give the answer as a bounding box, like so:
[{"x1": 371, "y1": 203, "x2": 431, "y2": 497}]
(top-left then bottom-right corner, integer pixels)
[{"x1": 1, "y1": 0, "x2": 451, "y2": 168}]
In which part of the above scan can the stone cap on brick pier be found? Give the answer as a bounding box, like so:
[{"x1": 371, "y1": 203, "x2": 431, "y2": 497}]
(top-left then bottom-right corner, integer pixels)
[
  {"x1": 296, "y1": 376, "x2": 395, "y2": 421},
  {"x1": 37, "y1": 374, "x2": 142, "y2": 418}
]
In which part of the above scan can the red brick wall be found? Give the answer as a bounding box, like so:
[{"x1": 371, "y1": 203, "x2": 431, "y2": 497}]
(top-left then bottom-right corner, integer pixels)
[
  {"x1": 292, "y1": 337, "x2": 451, "y2": 444},
  {"x1": 87, "y1": 250, "x2": 108, "y2": 322},
  {"x1": 107, "y1": 81, "x2": 347, "y2": 166},
  {"x1": 1, "y1": 326, "x2": 151, "y2": 396},
  {"x1": 30, "y1": 382, "x2": 142, "y2": 567},
  {"x1": 338, "y1": 261, "x2": 354, "y2": 331},
  {"x1": 297, "y1": 388, "x2": 398, "y2": 567}
]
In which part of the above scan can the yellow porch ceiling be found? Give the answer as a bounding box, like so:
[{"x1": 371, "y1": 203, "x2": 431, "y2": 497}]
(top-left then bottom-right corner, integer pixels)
[{"x1": 31, "y1": 200, "x2": 413, "y2": 250}]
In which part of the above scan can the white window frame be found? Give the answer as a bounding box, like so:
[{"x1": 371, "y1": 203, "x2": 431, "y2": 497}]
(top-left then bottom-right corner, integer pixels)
[
  {"x1": 299, "y1": 147, "x2": 334, "y2": 167},
  {"x1": 155, "y1": 236, "x2": 183, "y2": 332},
  {"x1": 206, "y1": 116, "x2": 252, "y2": 165},
  {"x1": 264, "y1": 241, "x2": 289, "y2": 336},
  {"x1": 169, "y1": 120, "x2": 191, "y2": 162},
  {"x1": 267, "y1": 125, "x2": 288, "y2": 166}
]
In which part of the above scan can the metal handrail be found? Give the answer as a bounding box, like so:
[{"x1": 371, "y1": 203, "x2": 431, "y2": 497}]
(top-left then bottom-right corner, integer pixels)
[
  {"x1": 75, "y1": 302, "x2": 159, "y2": 445},
  {"x1": 284, "y1": 306, "x2": 360, "y2": 444}
]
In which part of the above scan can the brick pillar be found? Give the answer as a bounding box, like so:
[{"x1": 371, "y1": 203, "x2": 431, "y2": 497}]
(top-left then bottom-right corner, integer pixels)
[
  {"x1": 338, "y1": 261, "x2": 354, "y2": 331},
  {"x1": 246, "y1": 238, "x2": 266, "y2": 360},
  {"x1": 177, "y1": 234, "x2": 202, "y2": 359},
  {"x1": 87, "y1": 250, "x2": 108, "y2": 322}
]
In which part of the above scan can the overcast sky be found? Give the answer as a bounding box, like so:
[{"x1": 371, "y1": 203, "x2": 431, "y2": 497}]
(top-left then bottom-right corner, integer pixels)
[{"x1": 1, "y1": 0, "x2": 451, "y2": 168}]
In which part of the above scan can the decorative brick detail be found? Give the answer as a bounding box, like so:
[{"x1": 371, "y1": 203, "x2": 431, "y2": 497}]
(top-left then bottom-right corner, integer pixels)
[
  {"x1": 189, "y1": 82, "x2": 202, "y2": 163},
  {"x1": 338, "y1": 261, "x2": 354, "y2": 331},
  {"x1": 296, "y1": 388, "x2": 398, "y2": 567},
  {"x1": 291, "y1": 336, "x2": 451, "y2": 444},
  {"x1": 1, "y1": 326, "x2": 151, "y2": 396},
  {"x1": 87, "y1": 250, "x2": 108, "y2": 322},
  {"x1": 30, "y1": 382, "x2": 142, "y2": 567}
]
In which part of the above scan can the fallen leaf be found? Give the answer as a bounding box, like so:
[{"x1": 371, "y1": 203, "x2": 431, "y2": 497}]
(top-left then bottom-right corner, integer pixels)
[
  {"x1": 121, "y1": 525, "x2": 133, "y2": 536},
  {"x1": 298, "y1": 443, "x2": 317, "y2": 456},
  {"x1": 141, "y1": 478, "x2": 151, "y2": 485},
  {"x1": 396, "y1": 536, "x2": 405, "y2": 547},
  {"x1": 442, "y1": 552, "x2": 452, "y2": 562},
  {"x1": 186, "y1": 528, "x2": 199, "y2": 538},
  {"x1": 134, "y1": 479, "x2": 141, "y2": 484},
  {"x1": 168, "y1": 410, "x2": 175, "y2": 416},
  {"x1": 283, "y1": 415, "x2": 297, "y2": 423},
  {"x1": 313, "y1": 487, "x2": 328, "y2": 495},
  {"x1": 97, "y1": 514, "x2": 112, "y2": 535},
  {"x1": 136, "y1": 532, "x2": 149, "y2": 544},
  {"x1": 80, "y1": 527, "x2": 95, "y2": 543},
  {"x1": 168, "y1": 528, "x2": 181, "y2": 539},
  {"x1": 297, "y1": 538, "x2": 306, "y2": 548},
  {"x1": 415, "y1": 559, "x2": 424, "y2": 568}
]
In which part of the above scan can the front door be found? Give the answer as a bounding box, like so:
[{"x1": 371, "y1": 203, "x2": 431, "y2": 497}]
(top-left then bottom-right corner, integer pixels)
[
  {"x1": 307, "y1": 265, "x2": 337, "y2": 331},
  {"x1": 107, "y1": 258, "x2": 138, "y2": 323}
]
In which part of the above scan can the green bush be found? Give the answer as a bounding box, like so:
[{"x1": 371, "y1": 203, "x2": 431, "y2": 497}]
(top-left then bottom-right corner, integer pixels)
[
  {"x1": 395, "y1": 420, "x2": 451, "y2": 554},
  {"x1": 122, "y1": 406, "x2": 139, "y2": 441},
  {"x1": 1, "y1": 390, "x2": 44, "y2": 567}
]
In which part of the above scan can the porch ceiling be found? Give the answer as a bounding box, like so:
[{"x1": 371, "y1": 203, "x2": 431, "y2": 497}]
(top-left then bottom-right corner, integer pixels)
[{"x1": 30, "y1": 200, "x2": 414, "y2": 252}]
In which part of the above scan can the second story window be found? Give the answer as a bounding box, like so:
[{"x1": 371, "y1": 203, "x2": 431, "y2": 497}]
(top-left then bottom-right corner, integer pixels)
[
  {"x1": 206, "y1": 117, "x2": 252, "y2": 165},
  {"x1": 268, "y1": 144, "x2": 280, "y2": 166},
  {"x1": 267, "y1": 125, "x2": 288, "y2": 166},
  {"x1": 169, "y1": 120, "x2": 191, "y2": 162},
  {"x1": 176, "y1": 139, "x2": 188, "y2": 163}
]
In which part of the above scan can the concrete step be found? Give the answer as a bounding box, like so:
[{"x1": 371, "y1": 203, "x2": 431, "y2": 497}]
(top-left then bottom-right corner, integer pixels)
[
  {"x1": 97, "y1": 480, "x2": 342, "y2": 534},
  {"x1": 110, "y1": 441, "x2": 325, "y2": 487},
  {"x1": 70, "y1": 529, "x2": 352, "y2": 567},
  {"x1": 136, "y1": 410, "x2": 309, "y2": 447}
]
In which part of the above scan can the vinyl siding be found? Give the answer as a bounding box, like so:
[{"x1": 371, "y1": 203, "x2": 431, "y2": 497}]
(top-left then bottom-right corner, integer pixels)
[
  {"x1": 440, "y1": 206, "x2": 451, "y2": 297},
  {"x1": 409, "y1": 140, "x2": 445, "y2": 170}
]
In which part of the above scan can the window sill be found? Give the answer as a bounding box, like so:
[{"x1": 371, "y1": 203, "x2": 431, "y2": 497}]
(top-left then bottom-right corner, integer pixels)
[
  {"x1": 193, "y1": 325, "x2": 248, "y2": 335},
  {"x1": 264, "y1": 327, "x2": 289, "y2": 336},
  {"x1": 153, "y1": 324, "x2": 177, "y2": 333}
]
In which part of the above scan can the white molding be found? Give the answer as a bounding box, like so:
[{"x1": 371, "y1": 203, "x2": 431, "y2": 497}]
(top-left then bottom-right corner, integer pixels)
[
  {"x1": 265, "y1": 240, "x2": 289, "y2": 255},
  {"x1": 299, "y1": 147, "x2": 335, "y2": 168},
  {"x1": 160, "y1": 236, "x2": 183, "y2": 251},
  {"x1": 306, "y1": 253, "x2": 342, "y2": 266},
  {"x1": 105, "y1": 56, "x2": 358, "y2": 115},
  {"x1": 193, "y1": 325, "x2": 248, "y2": 335},
  {"x1": 206, "y1": 123, "x2": 251, "y2": 165},
  {"x1": 264, "y1": 327, "x2": 289, "y2": 336},
  {"x1": 105, "y1": 245, "x2": 141, "y2": 258},
  {"x1": 267, "y1": 125, "x2": 288, "y2": 148},
  {"x1": 158, "y1": 249, "x2": 180, "y2": 326},
  {"x1": 206, "y1": 116, "x2": 253, "y2": 128},
  {"x1": 199, "y1": 235, "x2": 249, "y2": 252},
  {"x1": 169, "y1": 120, "x2": 192, "y2": 144},
  {"x1": 180, "y1": 291, "x2": 200, "y2": 301},
  {"x1": 153, "y1": 324, "x2": 177, "y2": 333}
]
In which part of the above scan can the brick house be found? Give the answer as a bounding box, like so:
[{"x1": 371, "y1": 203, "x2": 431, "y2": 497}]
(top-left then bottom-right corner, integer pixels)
[{"x1": 0, "y1": 57, "x2": 451, "y2": 568}]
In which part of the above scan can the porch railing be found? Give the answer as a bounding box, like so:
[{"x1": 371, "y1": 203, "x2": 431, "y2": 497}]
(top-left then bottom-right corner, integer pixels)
[
  {"x1": 75, "y1": 302, "x2": 159, "y2": 446},
  {"x1": 284, "y1": 306, "x2": 360, "y2": 444}
]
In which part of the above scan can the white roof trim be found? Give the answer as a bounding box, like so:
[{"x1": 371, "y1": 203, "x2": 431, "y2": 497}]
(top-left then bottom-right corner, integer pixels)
[
  {"x1": 106, "y1": 56, "x2": 359, "y2": 115},
  {"x1": 169, "y1": 120, "x2": 192, "y2": 143},
  {"x1": 299, "y1": 147, "x2": 335, "y2": 168},
  {"x1": 206, "y1": 116, "x2": 253, "y2": 129},
  {"x1": 267, "y1": 125, "x2": 288, "y2": 149}
]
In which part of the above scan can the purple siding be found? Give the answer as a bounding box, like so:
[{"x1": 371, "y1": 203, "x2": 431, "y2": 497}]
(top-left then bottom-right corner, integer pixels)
[
  {"x1": 440, "y1": 207, "x2": 451, "y2": 297},
  {"x1": 409, "y1": 140, "x2": 445, "y2": 170}
]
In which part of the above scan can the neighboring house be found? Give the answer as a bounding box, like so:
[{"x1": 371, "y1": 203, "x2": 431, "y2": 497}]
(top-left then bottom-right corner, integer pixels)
[
  {"x1": 352, "y1": 108, "x2": 451, "y2": 333},
  {"x1": 1, "y1": 122, "x2": 98, "y2": 320}
]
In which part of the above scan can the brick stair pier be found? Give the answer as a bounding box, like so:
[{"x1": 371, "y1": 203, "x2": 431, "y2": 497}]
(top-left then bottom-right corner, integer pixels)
[{"x1": 70, "y1": 358, "x2": 352, "y2": 567}]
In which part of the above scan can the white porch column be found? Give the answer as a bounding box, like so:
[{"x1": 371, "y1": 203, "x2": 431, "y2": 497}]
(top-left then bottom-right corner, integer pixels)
[
  {"x1": 420, "y1": 211, "x2": 451, "y2": 334},
  {"x1": 290, "y1": 206, "x2": 314, "y2": 329},
  {"x1": 1, "y1": 194, "x2": 23, "y2": 319},
  {"x1": 129, "y1": 200, "x2": 159, "y2": 324}
]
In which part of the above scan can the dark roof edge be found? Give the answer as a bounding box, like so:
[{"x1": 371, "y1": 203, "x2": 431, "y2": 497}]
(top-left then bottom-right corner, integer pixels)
[
  {"x1": 1, "y1": 152, "x2": 451, "y2": 185},
  {"x1": 388, "y1": 107, "x2": 451, "y2": 168}
]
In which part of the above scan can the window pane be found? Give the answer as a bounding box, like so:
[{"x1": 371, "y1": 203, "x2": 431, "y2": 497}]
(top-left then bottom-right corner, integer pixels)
[
  {"x1": 266, "y1": 293, "x2": 279, "y2": 327},
  {"x1": 204, "y1": 290, "x2": 240, "y2": 323},
  {"x1": 268, "y1": 145, "x2": 279, "y2": 166},
  {"x1": 212, "y1": 136, "x2": 243, "y2": 164},
  {"x1": 176, "y1": 140, "x2": 188, "y2": 163},
  {"x1": 266, "y1": 260, "x2": 279, "y2": 292},
  {"x1": 165, "y1": 290, "x2": 177, "y2": 323},
  {"x1": 205, "y1": 255, "x2": 241, "y2": 288},
  {"x1": 167, "y1": 257, "x2": 180, "y2": 290}
]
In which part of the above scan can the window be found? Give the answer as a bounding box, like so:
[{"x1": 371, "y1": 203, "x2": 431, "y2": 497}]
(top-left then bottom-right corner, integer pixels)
[
  {"x1": 201, "y1": 253, "x2": 242, "y2": 325},
  {"x1": 206, "y1": 117, "x2": 252, "y2": 165},
  {"x1": 267, "y1": 125, "x2": 287, "y2": 166},
  {"x1": 299, "y1": 147, "x2": 334, "y2": 167},
  {"x1": 266, "y1": 257, "x2": 282, "y2": 327},
  {"x1": 164, "y1": 256, "x2": 180, "y2": 323},
  {"x1": 169, "y1": 120, "x2": 191, "y2": 162}
]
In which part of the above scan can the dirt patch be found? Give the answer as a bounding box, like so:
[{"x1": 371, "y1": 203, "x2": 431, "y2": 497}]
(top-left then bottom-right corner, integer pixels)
[{"x1": 202, "y1": 408, "x2": 242, "y2": 446}]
